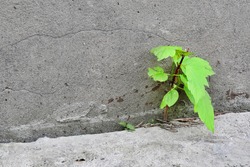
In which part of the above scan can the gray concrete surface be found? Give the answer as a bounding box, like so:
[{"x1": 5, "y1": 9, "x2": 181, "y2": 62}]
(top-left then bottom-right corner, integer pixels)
[
  {"x1": 0, "y1": 0, "x2": 250, "y2": 142},
  {"x1": 0, "y1": 112, "x2": 249, "y2": 167}
]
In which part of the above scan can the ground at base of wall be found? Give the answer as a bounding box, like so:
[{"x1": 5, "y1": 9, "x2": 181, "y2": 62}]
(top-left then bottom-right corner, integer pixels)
[{"x1": 0, "y1": 112, "x2": 249, "y2": 167}]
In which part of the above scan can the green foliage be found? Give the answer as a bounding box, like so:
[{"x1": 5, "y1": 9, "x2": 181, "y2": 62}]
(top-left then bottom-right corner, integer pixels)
[
  {"x1": 181, "y1": 57, "x2": 215, "y2": 103},
  {"x1": 160, "y1": 89, "x2": 179, "y2": 109},
  {"x1": 148, "y1": 66, "x2": 168, "y2": 82},
  {"x1": 194, "y1": 92, "x2": 214, "y2": 132},
  {"x1": 148, "y1": 45, "x2": 215, "y2": 132},
  {"x1": 150, "y1": 46, "x2": 182, "y2": 61},
  {"x1": 119, "y1": 121, "x2": 135, "y2": 131}
]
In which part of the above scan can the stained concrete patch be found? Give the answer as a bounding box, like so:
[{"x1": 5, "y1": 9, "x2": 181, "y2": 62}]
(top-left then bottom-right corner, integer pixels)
[{"x1": 0, "y1": 112, "x2": 249, "y2": 167}]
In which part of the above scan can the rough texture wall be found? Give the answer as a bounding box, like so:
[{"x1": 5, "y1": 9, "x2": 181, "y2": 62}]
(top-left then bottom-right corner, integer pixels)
[{"x1": 0, "y1": 0, "x2": 249, "y2": 142}]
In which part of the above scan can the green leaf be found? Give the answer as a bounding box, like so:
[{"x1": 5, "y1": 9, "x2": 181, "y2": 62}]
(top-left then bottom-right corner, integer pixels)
[
  {"x1": 194, "y1": 91, "x2": 214, "y2": 133},
  {"x1": 126, "y1": 123, "x2": 135, "y2": 131},
  {"x1": 181, "y1": 57, "x2": 215, "y2": 103},
  {"x1": 180, "y1": 74, "x2": 196, "y2": 105},
  {"x1": 160, "y1": 89, "x2": 179, "y2": 109},
  {"x1": 182, "y1": 57, "x2": 215, "y2": 78},
  {"x1": 150, "y1": 46, "x2": 182, "y2": 61},
  {"x1": 184, "y1": 86, "x2": 196, "y2": 105},
  {"x1": 148, "y1": 66, "x2": 168, "y2": 82},
  {"x1": 180, "y1": 74, "x2": 188, "y2": 85},
  {"x1": 119, "y1": 121, "x2": 127, "y2": 127},
  {"x1": 187, "y1": 80, "x2": 206, "y2": 104}
]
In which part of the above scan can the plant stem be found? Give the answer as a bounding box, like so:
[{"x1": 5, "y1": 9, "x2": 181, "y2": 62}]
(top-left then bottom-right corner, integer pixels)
[
  {"x1": 175, "y1": 85, "x2": 184, "y2": 91},
  {"x1": 164, "y1": 105, "x2": 168, "y2": 121},
  {"x1": 168, "y1": 74, "x2": 181, "y2": 77},
  {"x1": 163, "y1": 51, "x2": 187, "y2": 121},
  {"x1": 171, "y1": 56, "x2": 185, "y2": 87}
]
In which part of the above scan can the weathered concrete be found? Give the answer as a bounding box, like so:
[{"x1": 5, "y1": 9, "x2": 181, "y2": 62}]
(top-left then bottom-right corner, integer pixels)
[
  {"x1": 0, "y1": 112, "x2": 249, "y2": 167},
  {"x1": 0, "y1": 0, "x2": 249, "y2": 142}
]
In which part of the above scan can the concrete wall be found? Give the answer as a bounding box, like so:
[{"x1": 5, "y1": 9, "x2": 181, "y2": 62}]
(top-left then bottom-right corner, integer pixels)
[{"x1": 0, "y1": 0, "x2": 249, "y2": 142}]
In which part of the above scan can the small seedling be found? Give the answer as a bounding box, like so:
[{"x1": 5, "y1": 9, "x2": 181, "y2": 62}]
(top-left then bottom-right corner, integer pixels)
[
  {"x1": 148, "y1": 45, "x2": 215, "y2": 132},
  {"x1": 119, "y1": 121, "x2": 135, "y2": 131}
]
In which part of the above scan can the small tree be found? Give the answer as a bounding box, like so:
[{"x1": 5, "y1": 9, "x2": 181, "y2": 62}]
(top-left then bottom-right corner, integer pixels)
[{"x1": 148, "y1": 46, "x2": 215, "y2": 132}]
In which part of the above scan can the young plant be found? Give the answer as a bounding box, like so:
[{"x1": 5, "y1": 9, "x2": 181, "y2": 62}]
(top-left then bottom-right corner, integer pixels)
[
  {"x1": 119, "y1": 121, "x2": 135, "y2": 131},
  {"x1": 148, "y1": 46, "x2": 215, "y2": 132}
]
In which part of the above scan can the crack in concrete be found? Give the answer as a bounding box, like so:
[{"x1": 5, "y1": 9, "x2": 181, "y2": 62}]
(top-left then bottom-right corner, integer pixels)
[
  {"x1": 1, "y1": 87, "x2": 43, "y2": 96},
  {"x1": 0, "y1": 86, "x2": 64, "y2": 97},
  {"x1": 0, "y1": 28, "x2": 185, "y2": 50},
  {"x1": 0, "y1": 28, "x2": 185, "y2": 97}
]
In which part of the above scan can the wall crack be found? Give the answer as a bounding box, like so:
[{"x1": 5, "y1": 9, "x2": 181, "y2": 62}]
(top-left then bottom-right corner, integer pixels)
[
  {"x1": 0, "y1": 28, "x2": 185, "y2": 50},
  {"x1": 1, "y1": 86, "x2": 64, "y2": 97}
]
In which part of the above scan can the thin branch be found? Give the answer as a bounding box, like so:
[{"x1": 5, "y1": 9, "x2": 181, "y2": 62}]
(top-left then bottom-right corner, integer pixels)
[
  {"x1": 163, "y1": 48, "x2": 189, "y2": 121},
  {"x1": 170, "y1": 56, "x2": 185, "y2": 87}
]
